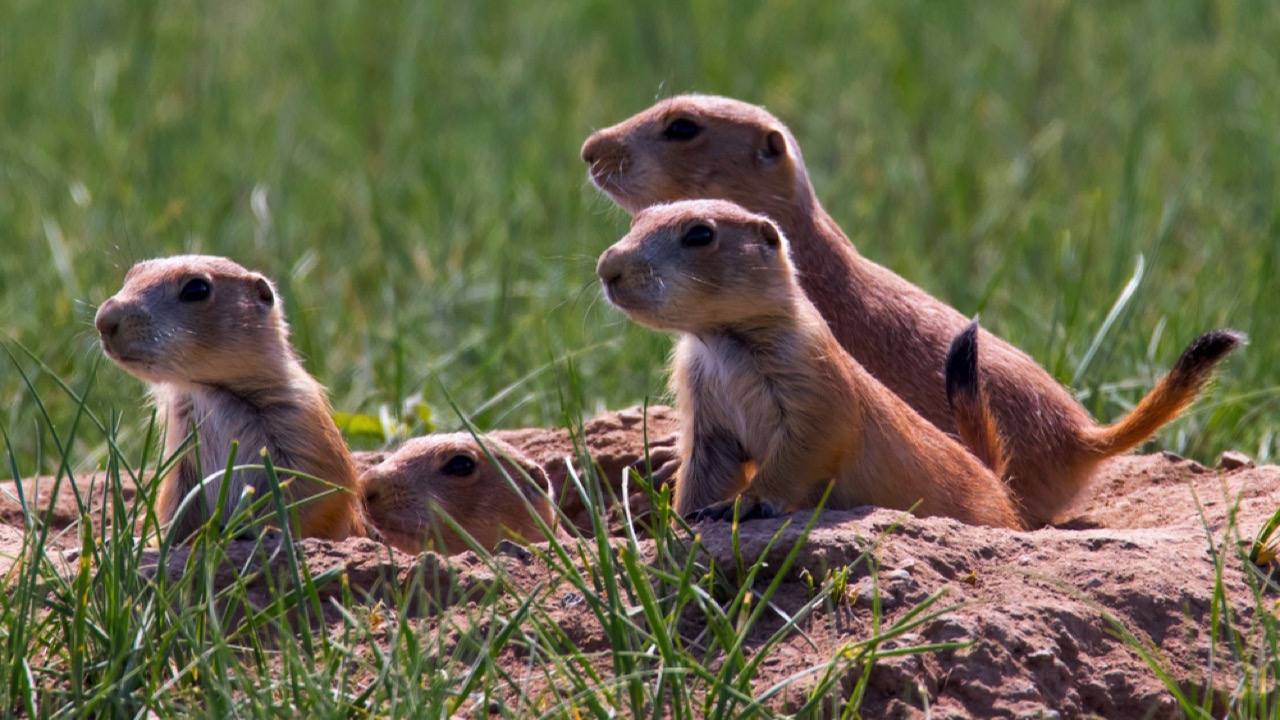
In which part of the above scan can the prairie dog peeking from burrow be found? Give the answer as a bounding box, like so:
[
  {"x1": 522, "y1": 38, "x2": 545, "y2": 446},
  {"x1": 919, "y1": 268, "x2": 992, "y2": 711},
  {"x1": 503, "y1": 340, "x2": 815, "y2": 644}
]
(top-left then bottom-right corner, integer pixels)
[{"x1": 360, "y1": 433, "x2": 555, "y2": 555}]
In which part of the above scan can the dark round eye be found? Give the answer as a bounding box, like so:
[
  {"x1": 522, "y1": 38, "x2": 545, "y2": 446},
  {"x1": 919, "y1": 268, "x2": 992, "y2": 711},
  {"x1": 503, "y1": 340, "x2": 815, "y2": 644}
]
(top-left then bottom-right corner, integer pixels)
[
  {"x1": 441, "y1": 454, "x2": 477, "y2": 477},
  {"x1": 681, "y1": 224, "x2": 715, "y2": 248},
  {"x1": 179, "y1": 278, "x2": 212, "y2": 303},
  {"x1": 663, "y1": 118, "x2": 701, "y2": 141}
]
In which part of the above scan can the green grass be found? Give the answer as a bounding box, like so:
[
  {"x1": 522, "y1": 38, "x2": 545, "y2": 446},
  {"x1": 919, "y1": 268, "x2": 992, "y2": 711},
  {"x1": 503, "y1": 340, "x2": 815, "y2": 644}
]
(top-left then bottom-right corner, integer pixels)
[
  {"x1": 2, "y1": 0, "x2": 1277, "y2": 471},
  {"x1": 0, "y1": 371, "x2": 943, "y2": 717},
  {"x1": 3, "y1": 0, "x2": 1280, "y2": 716}
]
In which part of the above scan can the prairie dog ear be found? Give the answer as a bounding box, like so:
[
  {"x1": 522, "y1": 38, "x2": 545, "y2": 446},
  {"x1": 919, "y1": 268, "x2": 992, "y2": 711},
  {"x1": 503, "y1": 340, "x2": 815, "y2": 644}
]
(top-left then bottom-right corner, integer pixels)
[
  {"x1": 757, "y1": 219, "x2": 783, "y2": 248},
  {"x1": 502, "y1": 449, "x2": 553, "y2": 507},
  {"x1": 253, "y1": 277, "x2": 275, "y2": 307},
  {"x1": 757, "y1": 129, "x2": 788, "y2": 163},
  {"x1": 525, "y1": 461, "x2": 552, "y2": 499}
]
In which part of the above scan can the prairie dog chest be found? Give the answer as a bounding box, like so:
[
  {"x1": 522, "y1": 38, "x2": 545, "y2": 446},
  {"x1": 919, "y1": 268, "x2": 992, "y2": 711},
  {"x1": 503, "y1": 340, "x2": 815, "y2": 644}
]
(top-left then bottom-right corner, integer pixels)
[
  {"x1": 676, "y1": 333, "x2": 801, "y2": 454},
  {"x1": 178, "y1": 390, "x2": 273, "y2": 508}
]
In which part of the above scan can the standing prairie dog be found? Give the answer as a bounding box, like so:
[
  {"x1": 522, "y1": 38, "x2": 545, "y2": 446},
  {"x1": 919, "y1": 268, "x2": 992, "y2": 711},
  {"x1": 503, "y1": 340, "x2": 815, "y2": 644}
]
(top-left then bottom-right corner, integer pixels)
[
  {"x1": 597, "y1": 199, "x2": 1023, "y2": 528},
  {"x1": 95, "y1": 256, "x2": 365, "y2": 541},
  {"x1": 582, "y1": 94, "x2": 1243, "y2": 526},
  {"x1": 360, "y1": 433, "x2": 555, "y2": 555}
]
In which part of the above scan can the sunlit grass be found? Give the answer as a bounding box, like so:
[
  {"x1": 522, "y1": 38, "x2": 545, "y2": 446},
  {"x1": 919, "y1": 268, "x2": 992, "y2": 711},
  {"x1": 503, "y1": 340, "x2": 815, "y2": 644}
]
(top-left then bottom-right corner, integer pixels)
[
  {"x1": 2, "y1": 0, "x2": 1275, "y2": 473},
  {"x1": 0, "y1": 364, "x2": 944, "y2": 717},
  {"x1": 3, "y1": 1, "x2": 1279, "y2": 717}
]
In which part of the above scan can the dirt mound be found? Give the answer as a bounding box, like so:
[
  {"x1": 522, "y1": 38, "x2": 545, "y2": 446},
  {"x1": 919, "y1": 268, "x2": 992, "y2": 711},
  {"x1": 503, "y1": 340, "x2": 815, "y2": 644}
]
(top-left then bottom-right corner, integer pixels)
[
  {"x1": 3, "y1": 411, "x2": 1278, "y2": 716},
  {"x1": 688, "y1": 458, "x2": 1279, "y2": 717},
  {"x1": 0, "y1": 523, "x2": 27, "y2": 579}
]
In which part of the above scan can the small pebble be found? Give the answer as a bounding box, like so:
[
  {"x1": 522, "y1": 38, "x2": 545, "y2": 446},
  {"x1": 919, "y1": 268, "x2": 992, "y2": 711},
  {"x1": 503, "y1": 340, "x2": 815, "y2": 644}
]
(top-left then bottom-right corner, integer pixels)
[
  {"x1": 1026, "y1": 647, "x2": 1057, "y2": 664},
  {"x1": 1217, "y1": 450, "x2": 1254, "y2": 472}
]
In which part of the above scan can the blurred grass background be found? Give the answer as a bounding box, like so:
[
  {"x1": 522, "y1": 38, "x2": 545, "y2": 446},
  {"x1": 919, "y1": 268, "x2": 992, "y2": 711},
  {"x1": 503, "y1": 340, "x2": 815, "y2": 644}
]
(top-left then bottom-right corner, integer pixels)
[{"x1": 2, "y1": 0, "x2": 1277, "y2": 477}]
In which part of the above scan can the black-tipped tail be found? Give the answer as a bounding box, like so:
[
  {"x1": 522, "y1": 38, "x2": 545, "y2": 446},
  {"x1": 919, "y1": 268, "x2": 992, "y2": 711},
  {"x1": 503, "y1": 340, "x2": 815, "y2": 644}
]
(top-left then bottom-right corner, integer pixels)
[
  {"x1": 1168, "y1": 329, "x2": 1246, "y2": 389},
  {"x1": 1088, "y1": 328, "x2": 1245, "y2": 456},
  {"x1": 945, "y1": 317, "x2": 1007, "y2": 477},
  {"x1": 945, "y1": 318, "x2": 982, "y2": 410}
]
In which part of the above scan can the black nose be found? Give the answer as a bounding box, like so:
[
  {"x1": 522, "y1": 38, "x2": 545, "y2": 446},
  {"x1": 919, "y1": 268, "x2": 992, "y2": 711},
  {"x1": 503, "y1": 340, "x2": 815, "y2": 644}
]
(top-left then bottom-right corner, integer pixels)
[{"x1": 363, "y1": 487, "x2": 381, "y2": 506}]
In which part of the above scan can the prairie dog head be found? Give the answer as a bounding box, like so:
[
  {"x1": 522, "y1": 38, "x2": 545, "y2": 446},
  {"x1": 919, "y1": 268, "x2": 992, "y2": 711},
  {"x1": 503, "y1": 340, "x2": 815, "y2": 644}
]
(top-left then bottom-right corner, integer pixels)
[
  {"x1": 597, "y1": 199, "x2": 795, "y2": 333},
  {"x1": 580, "y1": 95, "x2": 811, "y2": 217},
  {"x1": 95, "y1": 255, "x2": 288, "y2": 387},
  {"x1": 360, "y1": 433, "x2": 554, "y2": 555}
]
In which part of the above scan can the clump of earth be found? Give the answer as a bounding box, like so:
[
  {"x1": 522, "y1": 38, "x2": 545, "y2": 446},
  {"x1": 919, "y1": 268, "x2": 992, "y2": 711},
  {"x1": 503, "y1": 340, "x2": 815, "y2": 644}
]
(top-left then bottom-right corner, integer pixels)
[{"x1": 3, "y1": 407, "x2": 1277, "y2": 717}]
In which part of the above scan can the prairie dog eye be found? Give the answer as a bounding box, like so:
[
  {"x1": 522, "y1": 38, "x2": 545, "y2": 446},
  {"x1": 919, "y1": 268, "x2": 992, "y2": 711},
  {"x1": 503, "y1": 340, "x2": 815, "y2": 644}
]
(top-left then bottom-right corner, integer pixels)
[
  {"x1": 179, "y1": 278, "x2": 212, "y2": 302},
  {"x1": 441, "y1": 454, "x2": 477, "y2": 477},
  {"x1": 681, "y1": 224, "x2": 715, "y2": 248},
  {"x1": 663, "y1": 118, "x2": 701, "y2": 141}
]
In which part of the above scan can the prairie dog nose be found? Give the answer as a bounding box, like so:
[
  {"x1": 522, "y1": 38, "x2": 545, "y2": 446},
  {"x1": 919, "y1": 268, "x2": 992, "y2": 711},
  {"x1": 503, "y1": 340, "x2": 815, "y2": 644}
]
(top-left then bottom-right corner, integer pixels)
[
  {"x1": 94, "y1": 298, "x2": 122, "y2": 338},
  {"x1": 581, "y1": 134, "x2": 602, "y2": 164},
  {"x1": 581, "y1": 132, "x2": 621, "y2": 164},
  {"x1": 596, "y1": 246, "x2": 626, "y2": 286},
  {"x1": 361, "y1": 473, "x2": 389, "y2": 506}
]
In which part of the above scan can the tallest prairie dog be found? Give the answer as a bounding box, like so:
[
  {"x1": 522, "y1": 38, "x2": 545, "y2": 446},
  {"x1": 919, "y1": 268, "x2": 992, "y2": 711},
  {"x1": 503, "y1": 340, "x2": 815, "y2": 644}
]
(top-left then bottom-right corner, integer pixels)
[
  {"x1": 95, "y1": 255, "x2": 365, "y2": 541},
  {"x1": 598, "y1": 199, "x2": 1022, "y2": 528},
  {"x1": 582, "y1": 94, "x2": 1243, "y2": 526}
]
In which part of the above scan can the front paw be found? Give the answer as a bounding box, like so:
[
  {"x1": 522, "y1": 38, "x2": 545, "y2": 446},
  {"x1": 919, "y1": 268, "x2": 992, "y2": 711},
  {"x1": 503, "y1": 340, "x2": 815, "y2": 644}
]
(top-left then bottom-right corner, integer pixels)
[
  {"x1": 686, "y1": 496, "x2": 784, "y2": 523},
  {"x1": 627, "y1": 436, "x2": 681, "y2": 487}
]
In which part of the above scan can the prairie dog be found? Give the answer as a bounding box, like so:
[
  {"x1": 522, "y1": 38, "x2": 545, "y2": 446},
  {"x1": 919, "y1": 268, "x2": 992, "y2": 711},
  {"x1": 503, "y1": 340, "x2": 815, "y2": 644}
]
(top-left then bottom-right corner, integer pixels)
[
  {"x1": 95, "y1": 256, "x2": 365, "y2": 541},
  {"x1": 582, "y1": 94, "x2": 1242, "y2": 525},
  {"x1": 353, "y1": 406, "x2": 680, "y2": 534},
  {"x1": 360, "y1": 434, "x2": 554, "y2": 554},
  {"x1": 597, "y1": 199, "x2": 1023, "y2": 528}
]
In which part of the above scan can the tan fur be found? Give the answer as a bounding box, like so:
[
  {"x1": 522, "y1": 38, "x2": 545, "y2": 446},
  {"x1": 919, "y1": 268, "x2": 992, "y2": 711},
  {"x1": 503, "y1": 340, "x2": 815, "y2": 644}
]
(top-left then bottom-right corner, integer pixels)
[
  {"x1": 583, "y1": 95, "x2": 1240, "y2": 525},
  {"x1": 597, "y1": 200, "x2": 1023, "y2": 528},
  {"x1": 95, "y1": 255, "x2": 364, "y2": 541},
  {"x1": 359, "y1": 434, "x2": 554, "y2": 554}
]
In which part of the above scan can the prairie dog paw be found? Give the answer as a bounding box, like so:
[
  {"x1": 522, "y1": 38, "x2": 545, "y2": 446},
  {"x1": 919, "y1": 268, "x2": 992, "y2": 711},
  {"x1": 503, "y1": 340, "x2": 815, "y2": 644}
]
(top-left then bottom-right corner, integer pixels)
[
  {"x1": 686, "y1": 496, "x2": 784, "y2": 523},
  {"x1": 626, "y1": 433, "x2": 681, "y2": 487}
]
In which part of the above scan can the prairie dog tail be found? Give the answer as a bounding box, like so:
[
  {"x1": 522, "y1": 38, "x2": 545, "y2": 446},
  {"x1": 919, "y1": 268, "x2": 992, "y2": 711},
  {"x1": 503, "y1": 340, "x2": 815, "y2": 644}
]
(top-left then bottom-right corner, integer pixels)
[
  {"x1": 945, "y1": 318, "x2": 1007, "y2": 478},
  {"x1": 1084, "y1": 329, "x2": 1244, "y2": 456}
]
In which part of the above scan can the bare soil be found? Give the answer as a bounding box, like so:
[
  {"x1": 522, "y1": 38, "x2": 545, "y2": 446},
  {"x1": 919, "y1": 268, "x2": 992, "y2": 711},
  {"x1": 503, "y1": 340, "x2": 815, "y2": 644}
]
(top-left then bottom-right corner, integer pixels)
[{"x1": 3, "y1": 408, "x2": 1278, "y2": 718}]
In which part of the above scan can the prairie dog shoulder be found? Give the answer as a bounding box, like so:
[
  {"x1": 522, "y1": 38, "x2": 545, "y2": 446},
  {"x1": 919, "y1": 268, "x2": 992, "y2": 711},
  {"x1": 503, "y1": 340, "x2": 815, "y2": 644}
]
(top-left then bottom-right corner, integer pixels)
[
  {"x1": 598, "y1": 200, "x2": 1022, "y2": 529},
  {"x1": 95, "y1": 255, "x2": 363, "y2": 541},
  {"x1": 360, "y1": 433, "x2": 554, "y2": 555}
]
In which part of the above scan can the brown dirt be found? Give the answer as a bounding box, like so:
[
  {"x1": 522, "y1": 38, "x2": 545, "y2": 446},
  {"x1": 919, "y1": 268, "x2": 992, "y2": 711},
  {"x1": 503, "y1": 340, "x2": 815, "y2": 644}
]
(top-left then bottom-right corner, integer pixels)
[
  {"x1": 3, "y1": 409, "x2": 1279, "y2": 717},
  {"x1": 0, "y1": 523, "x2": 27, "y2": 580}
]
